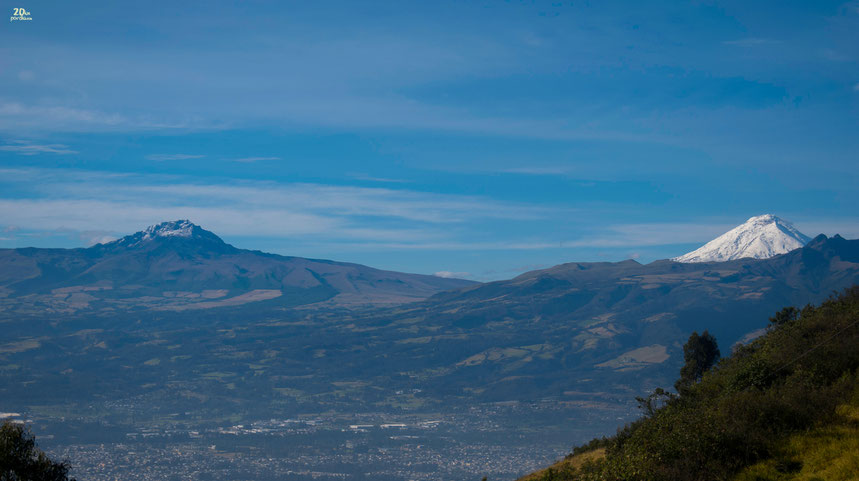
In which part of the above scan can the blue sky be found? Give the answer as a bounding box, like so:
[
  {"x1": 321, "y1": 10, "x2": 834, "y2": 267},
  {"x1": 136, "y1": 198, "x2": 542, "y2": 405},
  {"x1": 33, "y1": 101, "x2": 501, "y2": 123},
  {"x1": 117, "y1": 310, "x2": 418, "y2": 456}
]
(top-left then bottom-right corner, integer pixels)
[{"x1": 1, "y1": 0, "x2": 857, "y2": 280}]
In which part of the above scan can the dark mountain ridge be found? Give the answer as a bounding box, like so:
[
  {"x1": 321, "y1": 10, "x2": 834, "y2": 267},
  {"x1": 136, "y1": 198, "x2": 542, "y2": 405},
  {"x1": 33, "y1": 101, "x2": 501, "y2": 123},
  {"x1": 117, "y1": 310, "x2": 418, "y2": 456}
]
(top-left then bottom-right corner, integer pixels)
[
  {"x1": 0, "y1": 220, "x2": 475, "y2": 315},
  {"x1": 2, "y1": 224, "x2": 857, "y2": 410},
  {"x1": 426, "y1": 233, "x2": 856, "y2": 327},
  {"x1": 328, "y1": 234, "x2": 859, "y2": 401}
]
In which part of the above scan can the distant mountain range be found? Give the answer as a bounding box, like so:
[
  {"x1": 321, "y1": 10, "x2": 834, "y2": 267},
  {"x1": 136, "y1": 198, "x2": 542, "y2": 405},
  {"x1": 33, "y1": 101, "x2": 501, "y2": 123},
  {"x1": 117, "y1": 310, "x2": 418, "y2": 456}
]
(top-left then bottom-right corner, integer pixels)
[
  {"x1": 1, "y1": 216, "x2": 854, "y2": 481},
  {"x1": 0, "y1": 220, "x2": 474, "y2": 317},
  {"x1": 1, "y1": 217, "x2": 857, "y2": 449},
  {"x1": 0, "y1": 215, "x2": 819, "y2": 318},
  {"x1": 673, "y1": 214, "x2": 811, "y2": 262},
  {"x1": 338, "y1": 232, "x2": 859, "y2": 401}
]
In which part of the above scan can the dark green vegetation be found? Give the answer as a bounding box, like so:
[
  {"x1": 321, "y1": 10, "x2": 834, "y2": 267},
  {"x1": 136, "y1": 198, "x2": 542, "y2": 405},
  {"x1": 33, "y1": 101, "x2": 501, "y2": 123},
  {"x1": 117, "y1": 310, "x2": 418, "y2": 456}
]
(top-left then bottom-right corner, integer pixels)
[
  {"x1": 734, "y1": 395, "x2": 859, "y2": 480},
  {"x1": 1, "y1": 421, "x2": 75, "y2": 481},
  {"x1": 523, "y1": 286, "x2": 859, "y2": 481},
  {"x1": 675, "y1": 330, "x2": 719, "y2": 393}
]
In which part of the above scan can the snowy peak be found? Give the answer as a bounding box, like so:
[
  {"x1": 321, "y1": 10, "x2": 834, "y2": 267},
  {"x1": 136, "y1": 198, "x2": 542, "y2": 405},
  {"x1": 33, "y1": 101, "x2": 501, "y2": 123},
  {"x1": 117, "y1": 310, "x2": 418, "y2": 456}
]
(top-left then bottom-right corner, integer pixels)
[
  {"x1": 142, "y1": 219, "x2": 196, "y2": 240},
  {"x1": 104, "y1": 220, "x2": 229, "y2": 250},
  {"x1": 673, "y1": 214, "x2": 811, "y2": 263}
]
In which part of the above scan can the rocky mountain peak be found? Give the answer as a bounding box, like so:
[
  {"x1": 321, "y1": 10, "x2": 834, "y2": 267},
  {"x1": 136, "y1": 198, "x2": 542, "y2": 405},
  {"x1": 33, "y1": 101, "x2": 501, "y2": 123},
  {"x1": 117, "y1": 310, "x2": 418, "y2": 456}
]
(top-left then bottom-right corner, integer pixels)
[{"x1": 102, "y1": 220, "x2": 229, "y2": 250}]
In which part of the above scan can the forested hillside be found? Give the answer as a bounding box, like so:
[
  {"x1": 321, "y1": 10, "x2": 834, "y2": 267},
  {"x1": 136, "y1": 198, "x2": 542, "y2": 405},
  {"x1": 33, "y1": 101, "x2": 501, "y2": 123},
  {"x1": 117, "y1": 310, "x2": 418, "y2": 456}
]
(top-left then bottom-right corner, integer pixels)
[{"x1": 521, "y1": 286, "x2": 859, "y2": 481}]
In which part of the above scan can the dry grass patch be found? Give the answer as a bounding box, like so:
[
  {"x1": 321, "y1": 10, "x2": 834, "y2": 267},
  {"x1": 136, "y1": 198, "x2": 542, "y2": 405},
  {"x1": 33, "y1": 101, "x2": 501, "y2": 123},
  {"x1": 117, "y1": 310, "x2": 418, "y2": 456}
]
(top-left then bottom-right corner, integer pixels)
[{"x1": 517, "y1": 449, "x2": 606, "y2": 481}]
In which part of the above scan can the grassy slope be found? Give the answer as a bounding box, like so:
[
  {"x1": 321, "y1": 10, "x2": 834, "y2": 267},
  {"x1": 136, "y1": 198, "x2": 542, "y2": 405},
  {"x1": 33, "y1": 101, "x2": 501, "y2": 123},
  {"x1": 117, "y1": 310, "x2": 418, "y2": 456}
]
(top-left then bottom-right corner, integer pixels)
[
  {"x1": 734, "y1": 390, "x2": 859, "y2": 481},
  {"x1": 517, "y1": 286, "x2": 859, "y2": 481},
  {"x1": 517, "y1": 450, "x2": 607, "y2": 481}
]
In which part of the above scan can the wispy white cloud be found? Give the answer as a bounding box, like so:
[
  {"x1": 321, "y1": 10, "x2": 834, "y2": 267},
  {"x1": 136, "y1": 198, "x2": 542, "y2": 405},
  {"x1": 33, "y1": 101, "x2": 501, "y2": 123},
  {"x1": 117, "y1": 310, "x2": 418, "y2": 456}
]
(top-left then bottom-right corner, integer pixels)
[
  {"x1": 0, "y1": 167, "x2": 551, "y2": 246},
  {"x1": 348, "y1": 173, "x2": 412, "y2": 183},
  {"x1": 44, "y1": 180, "x2": 546, "y2": 224},
  {"x1": 0, "y1": 102, "x2": 128, "y2": 130},
  {"x1": 233, "y1": 156, "x2": 280, "y2": 163},
  {"x1": 722, "y1": 38, "x2": 780, "y2": 46},
  {"x1": 0, "y1": 100, "x2": 208, "y2": 133},
  {"x1": 350, "y1": 240, "x2": 558, "y2": 251},
  {"x1": 0, "y1": 140, "x2": 77, "y2": 155},
  {"x1": 585, "y1": 222, "x2": 737, "y2": 247},
  {"x1": 501, "y1": 166, "x2": 574, "y2": 176},
  {"x1": 1, "y1": 168, "x2": 853, "y2": 259},
  {"x1": 0, "y1": 198, "x2": 343, "y2": 239},
  {"x1": 76, "y1": 230, "x2": 118, "y2": 246},
  {"x1": 434, "y1": 271, "x2": 471, "y2": 279},
  {"x1": 346, "y1": 218, "x2": 828, "y2": 253},
  {"x1": 0, "y1": 36, "x2": 672, "y2": 143},
  {"x1": 582, "y1": 219, "x2": 859, "y2": 250},
  {"x1": 145, "y1": 153, "x2": 205, "y2": 161}
]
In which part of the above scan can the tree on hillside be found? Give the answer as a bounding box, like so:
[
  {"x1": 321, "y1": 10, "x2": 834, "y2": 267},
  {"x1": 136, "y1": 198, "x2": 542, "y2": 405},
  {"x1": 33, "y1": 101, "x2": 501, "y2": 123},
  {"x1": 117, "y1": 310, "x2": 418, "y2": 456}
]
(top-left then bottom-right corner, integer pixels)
[
  {"x1": 635, "y1": 387, "x2": 675, "y2": 418},
  {"x1": 675, "y1": 330, "x2": 720, "y2": 393},
  {"x1": 769, "y1": 306, "x2": 799, "y2": 327},
  {"x1": 0, "y1": 421, "x2": 75, "y2": 481}
]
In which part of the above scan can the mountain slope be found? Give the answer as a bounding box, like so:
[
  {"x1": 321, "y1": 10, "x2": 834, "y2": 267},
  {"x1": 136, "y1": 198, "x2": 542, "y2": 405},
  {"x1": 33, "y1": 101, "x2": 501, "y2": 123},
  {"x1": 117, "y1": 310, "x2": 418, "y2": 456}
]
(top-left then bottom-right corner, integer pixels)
[
  {"x1": 0, "y1": 234, "x2": 857, "y2": 479},
  {"x1": 335, "y1": 234, "x2": 859, "y2": 401},
  {"x1": 518, "y1": 286, "x2": 859, "y2": 481},
  {"x1": 0, "y1": 220, "x2": 474, "y2": 315},
  {"x1": 3, "y1": 229, "x2": 856, "y2": 411},
  {"x1": 674, "y1": 214, "x2": 811, "y2": 263}
]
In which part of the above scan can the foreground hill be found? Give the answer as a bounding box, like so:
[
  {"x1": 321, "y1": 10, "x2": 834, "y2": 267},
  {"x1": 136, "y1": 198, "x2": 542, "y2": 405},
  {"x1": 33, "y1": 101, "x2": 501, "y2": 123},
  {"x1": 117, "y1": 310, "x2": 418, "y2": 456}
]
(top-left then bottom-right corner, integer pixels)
[
  {"x1": 519, "y1": 286, "x2": 859, "y2": 481},
  {"x1": 0, "y1": 220, "x2": 474, "y2": 315}
]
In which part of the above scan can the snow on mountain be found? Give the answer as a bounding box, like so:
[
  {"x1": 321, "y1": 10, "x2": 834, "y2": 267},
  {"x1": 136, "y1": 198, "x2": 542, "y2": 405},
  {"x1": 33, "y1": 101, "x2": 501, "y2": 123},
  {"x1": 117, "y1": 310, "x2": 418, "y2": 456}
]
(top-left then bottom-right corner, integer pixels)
[
  {"x1": 104, "y1": 220, "x2": 226, "y2": 249},
  {"x1": 142, "y1": 219, "x2": 195, "y2": 239},
  {"x1": 673, "y1": 214, "x2": 811, "y2": 263}
]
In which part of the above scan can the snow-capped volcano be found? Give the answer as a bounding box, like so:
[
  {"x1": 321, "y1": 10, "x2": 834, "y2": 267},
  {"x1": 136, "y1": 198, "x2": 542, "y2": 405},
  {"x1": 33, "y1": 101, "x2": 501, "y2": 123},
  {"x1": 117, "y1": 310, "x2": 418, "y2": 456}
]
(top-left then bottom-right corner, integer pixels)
[{"x1": 673, "y1": 214, "x2": 811, "y2": 263}]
